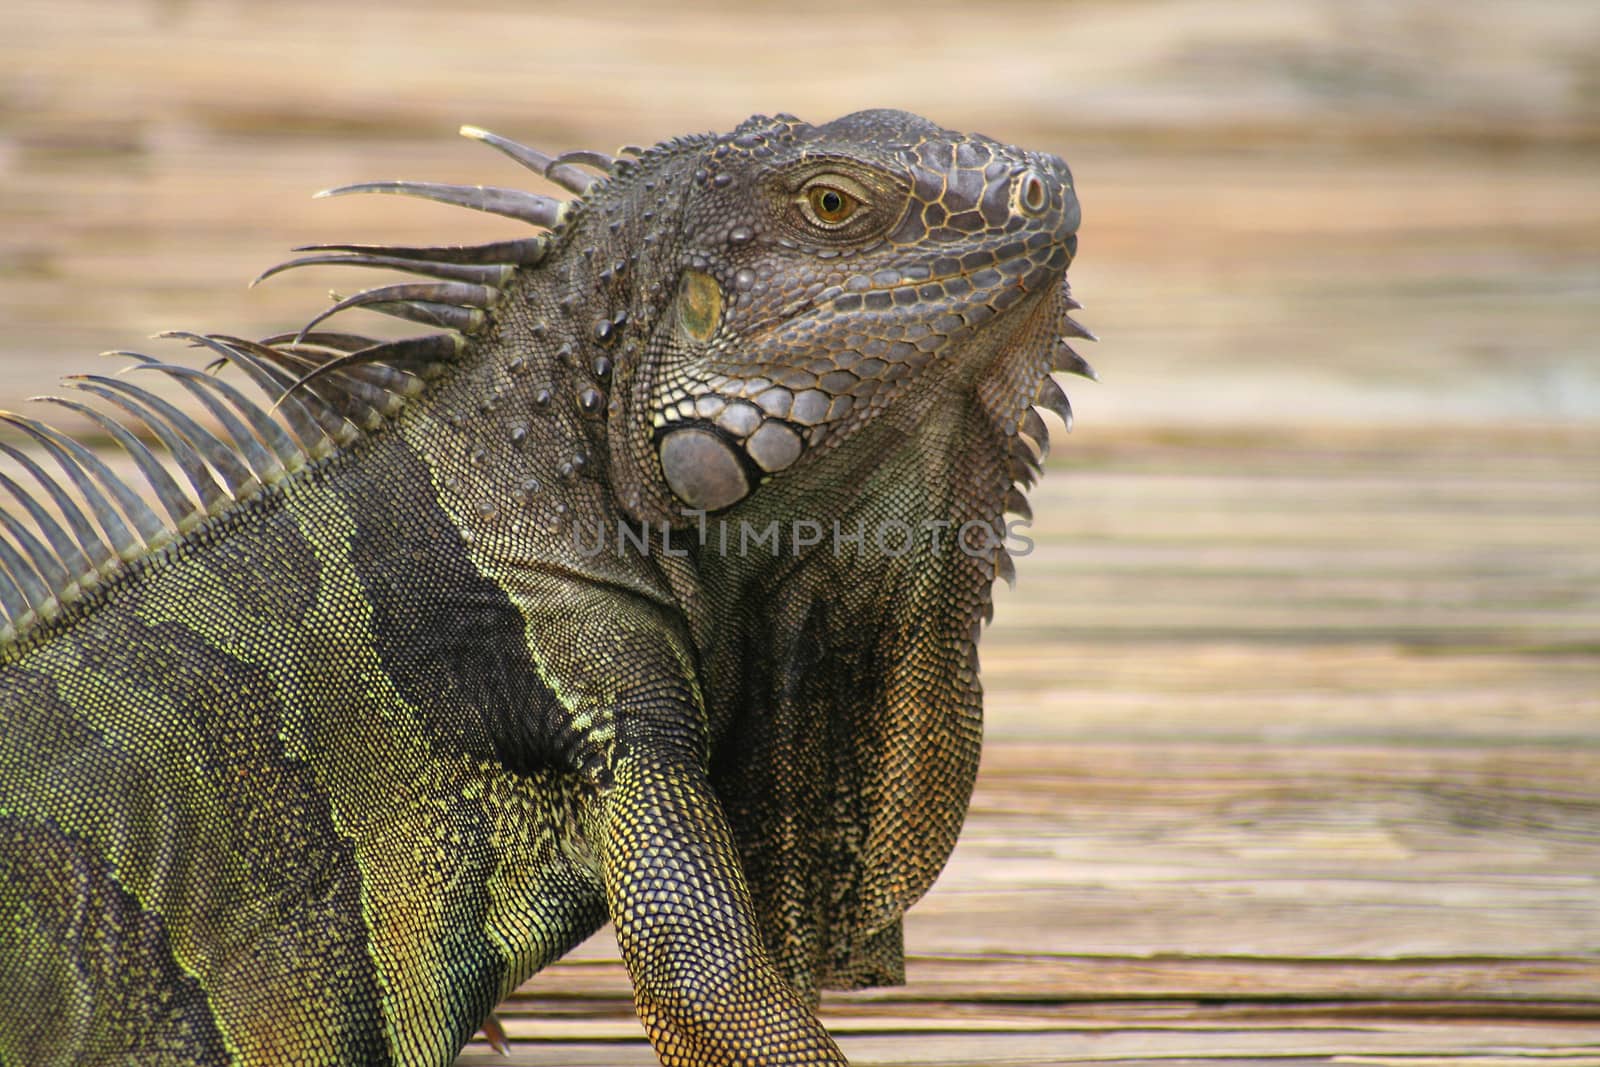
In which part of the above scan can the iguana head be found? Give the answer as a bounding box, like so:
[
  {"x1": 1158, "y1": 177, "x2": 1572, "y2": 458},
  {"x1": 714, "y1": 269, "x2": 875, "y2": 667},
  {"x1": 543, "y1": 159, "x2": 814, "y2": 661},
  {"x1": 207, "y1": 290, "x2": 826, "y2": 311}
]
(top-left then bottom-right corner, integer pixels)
[{"x1": 599, "y1": 108, "x2": 1085, "y2": 529}]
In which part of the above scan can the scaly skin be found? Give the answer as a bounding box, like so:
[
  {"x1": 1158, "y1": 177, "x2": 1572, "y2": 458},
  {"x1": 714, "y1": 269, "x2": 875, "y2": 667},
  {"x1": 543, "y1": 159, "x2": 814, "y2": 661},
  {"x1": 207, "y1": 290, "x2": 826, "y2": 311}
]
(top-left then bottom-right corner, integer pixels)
[{"x1": 0, "y1": 109, "x2": 1085, "y2": 1065}]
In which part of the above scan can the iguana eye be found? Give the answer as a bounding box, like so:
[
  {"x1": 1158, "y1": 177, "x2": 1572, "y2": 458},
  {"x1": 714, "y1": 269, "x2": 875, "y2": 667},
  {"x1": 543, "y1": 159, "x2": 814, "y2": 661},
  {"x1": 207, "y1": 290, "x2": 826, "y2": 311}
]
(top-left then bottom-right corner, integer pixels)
[{"x1": 802, "y1": 182, "x2": 861, "y2": 227}]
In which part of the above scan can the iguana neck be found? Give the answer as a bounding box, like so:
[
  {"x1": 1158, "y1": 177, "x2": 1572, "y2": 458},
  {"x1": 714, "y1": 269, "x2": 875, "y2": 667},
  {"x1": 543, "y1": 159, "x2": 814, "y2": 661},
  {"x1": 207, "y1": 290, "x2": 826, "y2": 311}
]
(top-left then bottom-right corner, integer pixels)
[{"x1": 384, "y1": 148, "x2": 699, "y2": 604}]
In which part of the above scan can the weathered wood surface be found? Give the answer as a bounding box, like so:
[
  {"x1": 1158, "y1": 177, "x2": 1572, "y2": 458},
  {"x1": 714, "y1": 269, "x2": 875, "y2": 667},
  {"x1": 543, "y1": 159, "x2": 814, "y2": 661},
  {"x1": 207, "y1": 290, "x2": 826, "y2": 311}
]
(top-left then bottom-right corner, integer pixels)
[{"x1": 4, "y1": 1, "x2": 1598, "y2": 1063}]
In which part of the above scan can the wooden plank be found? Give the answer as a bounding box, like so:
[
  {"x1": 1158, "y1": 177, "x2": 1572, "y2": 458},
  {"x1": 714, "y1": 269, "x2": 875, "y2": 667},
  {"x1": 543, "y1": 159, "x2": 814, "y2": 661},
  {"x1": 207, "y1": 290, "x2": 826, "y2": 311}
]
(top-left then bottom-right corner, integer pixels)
[
  {"x1": 875, "y1": 956, "x2": 1600, "y2": 1005},
  {"x1": 456, "y1": 1015, "x2": 1600, "y2": 1067},
  {"x1": 492, "y1": 953, "x2": 1600, "y2": 1015}
]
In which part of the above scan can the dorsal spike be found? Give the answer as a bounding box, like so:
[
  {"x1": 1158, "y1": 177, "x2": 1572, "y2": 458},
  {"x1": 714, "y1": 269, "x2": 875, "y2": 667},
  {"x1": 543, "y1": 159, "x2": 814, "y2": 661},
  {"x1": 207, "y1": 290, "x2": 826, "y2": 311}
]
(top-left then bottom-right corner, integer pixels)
[
  {"x1": 0, "y1": 441, "x2": 114, "y2": 570},
  {"x1": 225, "y1": 337, "x2": 356, "y2": 447},
  {"x1": 355, "y1": 333, "x2": 464, "y2": 369},
  {"x1": 1019, "y1": 406, "x2": 1051, "y2": 460},
  {"x1": 358, "y1": 363, "x2": 425, "y2": 395},
  {"x1": 235, "y1": 345, "x2": 391, "y2": 428},
  {"x1": 290, "y1": 237, "x2": 549, "y2": 267},
  {"x1": 5, "y1": 411, "x2": 170, "y2": 549},
  {"x1": 260, "y1": 330, "x2": 378, "y2": 353},
  {"x1": 551, "y1": 149, "x2": 616, "y2": 173},
  {"x1": 0, "y1": 533, "x2": 47, "y2": 614},
  {"x1": 123, "y1": 358, "x2": 285, "y2": 483},
  {"x1": 0, "y1": 467, "x2": 93, "y2": 582},
  {"x1": 66, "y1": 378, "x2": 229, "y2": 518},
  {"x1": 1034, "y1": 376, "x2": 1073, "y2": 432},
  {"x1": 165, "y1": 331, "x2": 347, "y2": 454},
  {"x1": 208, "y1": 336, "x2": 367, "y2": 443},
  {"x1": 75, "y1": 371, "x2": 256, "y2": 501},
  {"x1": 459, "y1": 125, "x2": 599, "y2": 196},
  {"x1": 314, "y1": 181, "x2": 569, "y2": 230},
  {"x1": 282, "y1": 334, "x2": 462, "y2": 400},
  {"x1": 180, "y1": 331, "x2": 361, "y2": 454},
  {"x1": 361, "y1": 298, "x2": 485, "y2": 334},
  {"x1": 0, "y1": 413, "x2": 145, "y2": 558},
  {"x1": 0, "y1": 548, "x2": 31, "y2": 626},
  {"x1": 296, "y1": 282, "x2": 495, "y2": 341},
  {"x1": 268, "y1": 342, "x2": 422, "y2": 400},
  {"x1": 36, "y1": 397, "x2": 198, "y2": 532},
  {"x1": 0, "y1": 508, "x2": 70, "y2": 598},
  {"x1": 253, "y1": 252, "x2": 511, "y2": 289}
]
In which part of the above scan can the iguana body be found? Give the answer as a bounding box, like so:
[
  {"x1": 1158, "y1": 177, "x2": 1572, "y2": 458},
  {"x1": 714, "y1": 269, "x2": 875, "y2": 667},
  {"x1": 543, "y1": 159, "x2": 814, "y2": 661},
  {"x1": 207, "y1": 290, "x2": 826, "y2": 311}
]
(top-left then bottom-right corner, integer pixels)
[{"x1": 0, "y1": 110, "x2": 1089, "y2": 1065}]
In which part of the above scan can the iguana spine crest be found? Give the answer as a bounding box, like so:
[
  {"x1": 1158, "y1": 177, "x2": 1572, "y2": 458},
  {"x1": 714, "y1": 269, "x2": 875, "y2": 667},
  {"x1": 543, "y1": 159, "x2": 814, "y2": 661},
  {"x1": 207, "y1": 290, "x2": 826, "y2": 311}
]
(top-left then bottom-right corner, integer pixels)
[{"x1": 0, "y1": 127, "x2": 606, "y2": 650}]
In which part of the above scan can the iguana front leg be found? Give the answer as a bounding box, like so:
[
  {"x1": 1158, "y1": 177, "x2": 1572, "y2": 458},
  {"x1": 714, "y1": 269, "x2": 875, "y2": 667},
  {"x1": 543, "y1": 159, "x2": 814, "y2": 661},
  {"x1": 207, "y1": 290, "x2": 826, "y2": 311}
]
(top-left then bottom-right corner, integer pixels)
[
  {"x1": 497, "y1": 570, "x2": 843, "y2": 1064},
  {"x1": 590, "y1": 747, "x2": 846, "y2": 1065}
]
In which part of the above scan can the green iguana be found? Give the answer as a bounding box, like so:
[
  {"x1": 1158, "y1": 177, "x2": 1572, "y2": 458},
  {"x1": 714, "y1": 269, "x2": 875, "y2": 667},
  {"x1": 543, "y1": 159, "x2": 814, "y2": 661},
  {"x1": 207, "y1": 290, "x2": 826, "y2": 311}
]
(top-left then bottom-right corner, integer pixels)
[{"x1": 0, "y1": 109, "x2": 1091, "y2": 1066}]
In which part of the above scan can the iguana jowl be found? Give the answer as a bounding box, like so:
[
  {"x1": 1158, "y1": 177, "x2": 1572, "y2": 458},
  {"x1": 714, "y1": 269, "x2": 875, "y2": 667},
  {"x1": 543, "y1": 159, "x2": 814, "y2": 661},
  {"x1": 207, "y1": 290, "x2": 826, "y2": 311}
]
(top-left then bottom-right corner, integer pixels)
[{"x1": 0, "y1": 109, "x2": 1091, "y2": 1065}]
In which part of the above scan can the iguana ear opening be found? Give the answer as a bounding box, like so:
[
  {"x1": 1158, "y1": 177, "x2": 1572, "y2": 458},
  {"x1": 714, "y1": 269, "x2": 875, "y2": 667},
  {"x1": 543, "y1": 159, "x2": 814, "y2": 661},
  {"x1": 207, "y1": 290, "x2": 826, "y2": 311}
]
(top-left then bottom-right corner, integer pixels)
[{"x1": 675, "y1": 270, "x2": 723, "y2": 343}]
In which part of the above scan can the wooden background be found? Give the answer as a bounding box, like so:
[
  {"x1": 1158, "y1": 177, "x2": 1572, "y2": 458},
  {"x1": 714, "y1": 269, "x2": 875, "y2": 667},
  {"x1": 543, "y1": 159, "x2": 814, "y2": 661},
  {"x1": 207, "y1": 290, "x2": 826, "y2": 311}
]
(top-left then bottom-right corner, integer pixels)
[{"x1": 4, "y1": 2, "x2": 1598, "y2": 1063}]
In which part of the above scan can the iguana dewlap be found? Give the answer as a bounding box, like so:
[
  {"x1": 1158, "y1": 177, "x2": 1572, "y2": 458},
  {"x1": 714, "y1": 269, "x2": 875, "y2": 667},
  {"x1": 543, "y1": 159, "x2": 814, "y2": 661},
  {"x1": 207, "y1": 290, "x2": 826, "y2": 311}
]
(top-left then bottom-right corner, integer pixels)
[{"x1": 0, "y1": 109, "x2": 1091, "y2": 1066}]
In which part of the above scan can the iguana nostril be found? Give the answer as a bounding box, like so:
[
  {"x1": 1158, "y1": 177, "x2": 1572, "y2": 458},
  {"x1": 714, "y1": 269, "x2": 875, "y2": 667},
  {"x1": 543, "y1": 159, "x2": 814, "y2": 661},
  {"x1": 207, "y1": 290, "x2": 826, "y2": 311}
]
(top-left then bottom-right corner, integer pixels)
[{"x1": 1018, "y1": 171, "x2": 1048, "y2": 215}]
